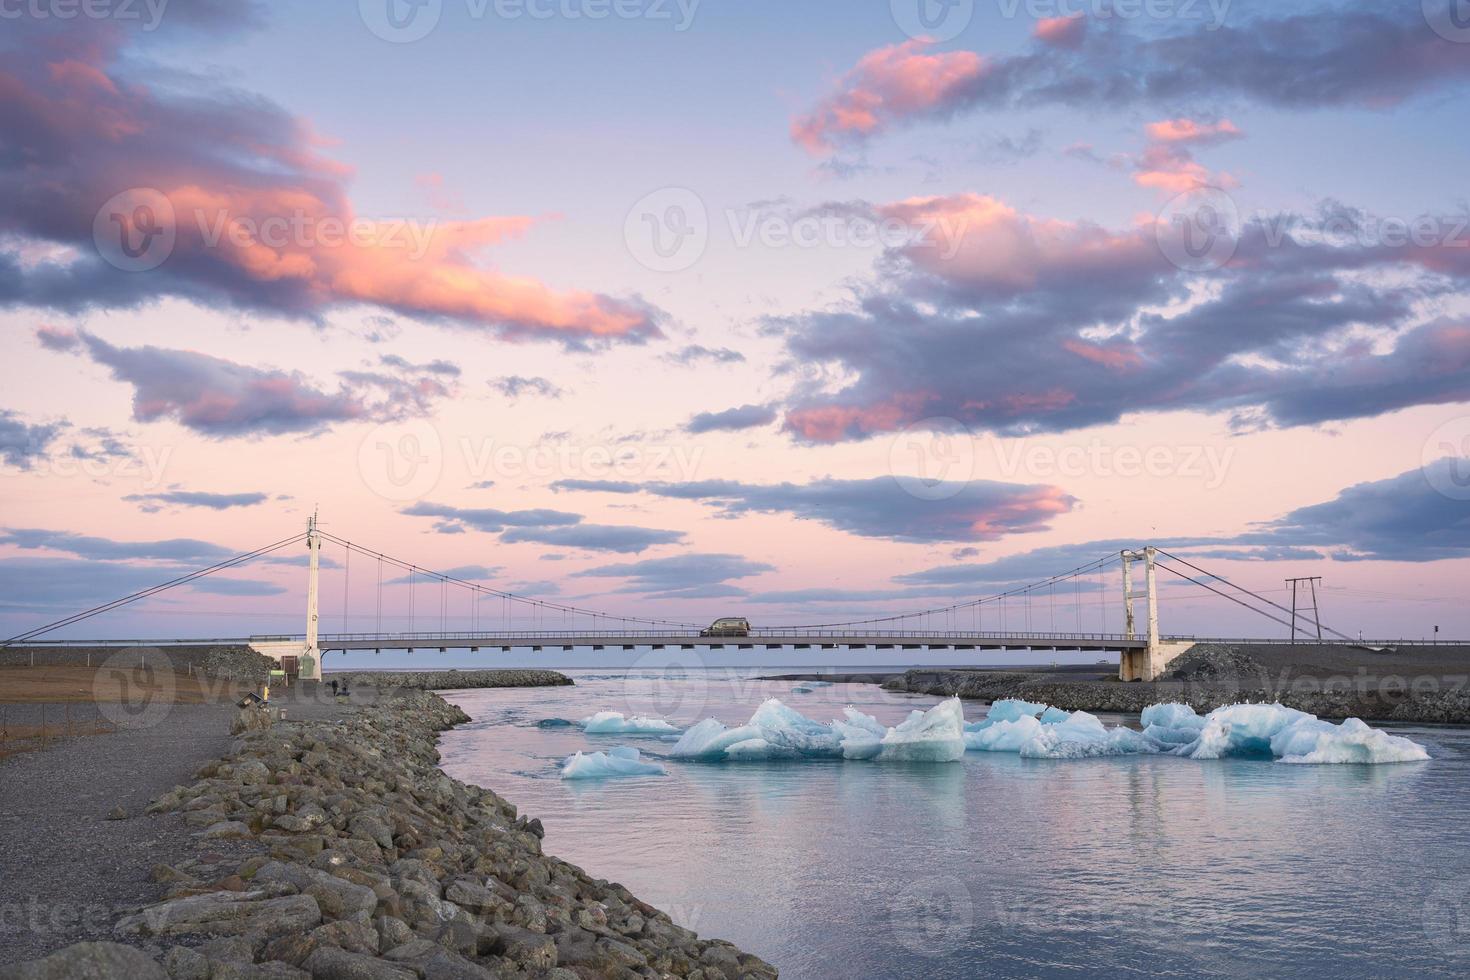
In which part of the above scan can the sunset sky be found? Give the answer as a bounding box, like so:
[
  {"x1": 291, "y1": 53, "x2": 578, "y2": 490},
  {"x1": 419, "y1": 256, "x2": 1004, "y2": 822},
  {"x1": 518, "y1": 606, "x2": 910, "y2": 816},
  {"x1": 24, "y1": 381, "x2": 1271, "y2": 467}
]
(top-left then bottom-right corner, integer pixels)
[{"x1": 2, "y1": 0, "x2": 1469, "y2": 643}]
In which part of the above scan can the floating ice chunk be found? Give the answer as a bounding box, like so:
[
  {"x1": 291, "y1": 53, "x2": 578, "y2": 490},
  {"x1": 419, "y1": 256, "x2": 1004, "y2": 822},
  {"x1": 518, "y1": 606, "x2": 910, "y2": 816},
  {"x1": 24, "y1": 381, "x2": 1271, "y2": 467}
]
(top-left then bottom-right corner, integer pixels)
[
  {"x1": 964, "y1": 715, "x2": 1043, "y2": 752},
  {"x1": 580, "y1": 711, "x2": 680, "y2": 735},
  {"x1": 561, "y1": 746, "x2": 667, "y2": 779},
  {"x1": 1273, "y1": 717, "x2": 1430, "y2": 764},
  {"x1": 984, "y1": 699, "x2": 1050, "y2": 723},
  {"x1": 1140, "y1": 703, "x2": 1205, "y2": 731},
  {"x1": 668, "y1": 718, "x2": 764, "y2": 760},
  {"x1": 878, "y1": 697, "x2": 966, "y2": 763},
  {"x1": 791, "y1": 685, "x2": 814, "y2": 694},
  {"x1": 805, "y1": 680, "x2": 834, "y2": 688},
  {"x1": 1172, "y1": 703, "x2": 1317, "y2": 760},
  {"x1": 1039, "y1": 706, "x2": 1072, "y2": 725},
  {"x1": 1021, "y1": 725, "x2": 1159, "y2": 759},
  {"x1": 832, "y1": 707, "x2": 887, "y2": 759}
]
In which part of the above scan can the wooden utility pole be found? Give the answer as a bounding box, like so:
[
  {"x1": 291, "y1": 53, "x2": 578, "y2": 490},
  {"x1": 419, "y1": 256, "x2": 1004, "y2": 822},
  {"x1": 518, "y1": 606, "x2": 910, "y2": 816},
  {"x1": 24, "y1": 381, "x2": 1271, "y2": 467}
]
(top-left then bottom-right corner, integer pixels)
[{"x1": 1285, "y1": 576, "x2": 1323, "y2": 644}]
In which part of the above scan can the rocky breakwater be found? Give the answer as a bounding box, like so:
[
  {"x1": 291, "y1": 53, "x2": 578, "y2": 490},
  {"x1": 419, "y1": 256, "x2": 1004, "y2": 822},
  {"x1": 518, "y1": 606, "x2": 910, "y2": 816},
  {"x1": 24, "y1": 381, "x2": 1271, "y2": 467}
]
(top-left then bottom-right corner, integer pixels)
[
  {"x1": 2, "y1": 690, "x2": 775, "y2": 980},
  {"x1": 337, "y1": 669, "x2": 574, "y2": 691}
]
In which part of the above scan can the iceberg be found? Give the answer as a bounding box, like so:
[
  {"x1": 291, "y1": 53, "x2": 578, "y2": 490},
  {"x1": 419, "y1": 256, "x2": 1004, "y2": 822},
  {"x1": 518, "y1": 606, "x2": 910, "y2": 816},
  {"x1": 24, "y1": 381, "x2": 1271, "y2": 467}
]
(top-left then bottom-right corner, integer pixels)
[
  {"x1": 658, "y1": 695, "x2": 1429, "y2": 768},
  {"x1": 983, "y1": 699, "x2": 1051, "y2": 723},
  {"x1": 561, "y1": 746, "x2": 667, "y2": 780},
  {"x1": 579, "y1": 711, "x2": 681, "y2": 735},
  {"x1": 964, "y1": 715, "x2": 1043, "y2": 752},
  {"x1": 877, "y1": 698, "x2": 967, "y2": 763},
  {"x1": 1273, "y1": 717, "x2": 1430, "y2": 764},
  {"x1": 668, "y1": 698, "x2": 965, "y2": 763}
]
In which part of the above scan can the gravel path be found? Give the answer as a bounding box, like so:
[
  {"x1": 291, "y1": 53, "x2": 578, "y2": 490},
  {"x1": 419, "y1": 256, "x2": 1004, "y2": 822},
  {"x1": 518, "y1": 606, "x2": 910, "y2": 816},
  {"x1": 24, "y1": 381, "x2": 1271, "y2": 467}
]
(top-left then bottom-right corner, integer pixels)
[{"x1": 0, "y1": 687, "x2": 372, "y2": 964}]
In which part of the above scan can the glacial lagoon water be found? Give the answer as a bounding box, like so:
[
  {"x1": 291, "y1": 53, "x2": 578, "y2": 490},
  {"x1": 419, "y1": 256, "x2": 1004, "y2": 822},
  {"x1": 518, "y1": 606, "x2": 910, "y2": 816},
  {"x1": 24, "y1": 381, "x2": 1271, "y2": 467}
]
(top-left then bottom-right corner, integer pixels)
[{"x1": 435, "y1": 668, "x2": 1470, "y2": 979}]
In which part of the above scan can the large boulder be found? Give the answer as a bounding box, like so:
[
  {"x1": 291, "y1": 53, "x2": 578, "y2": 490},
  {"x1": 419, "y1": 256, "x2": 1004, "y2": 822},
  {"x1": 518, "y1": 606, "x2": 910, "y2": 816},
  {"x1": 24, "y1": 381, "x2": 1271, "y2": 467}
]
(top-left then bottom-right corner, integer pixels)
[
  {"x1": 115, "y1": 892, "x2": 321, "y2": 938},
  {"x1": 0, "y1": 942, "x2": 167, "y2": 980},
  {"x1": 253, "y1": 861, "x2": 379, "y2": 921}
]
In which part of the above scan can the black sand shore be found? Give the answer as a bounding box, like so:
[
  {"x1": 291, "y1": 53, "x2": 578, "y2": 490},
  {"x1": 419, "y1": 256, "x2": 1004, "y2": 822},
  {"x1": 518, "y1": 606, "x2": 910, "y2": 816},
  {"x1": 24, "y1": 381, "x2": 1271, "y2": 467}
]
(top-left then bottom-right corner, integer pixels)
[{"x1": 0, "y1": 679, "x2": 773, "y2": 978}]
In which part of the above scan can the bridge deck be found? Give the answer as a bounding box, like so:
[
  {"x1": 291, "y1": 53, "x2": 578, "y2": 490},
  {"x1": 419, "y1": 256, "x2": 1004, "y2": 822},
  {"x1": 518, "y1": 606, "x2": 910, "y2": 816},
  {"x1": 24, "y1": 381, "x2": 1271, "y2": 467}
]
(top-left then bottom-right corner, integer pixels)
[{"x1": 289, "y1": 630, "x2": 1149, "y2": 652}]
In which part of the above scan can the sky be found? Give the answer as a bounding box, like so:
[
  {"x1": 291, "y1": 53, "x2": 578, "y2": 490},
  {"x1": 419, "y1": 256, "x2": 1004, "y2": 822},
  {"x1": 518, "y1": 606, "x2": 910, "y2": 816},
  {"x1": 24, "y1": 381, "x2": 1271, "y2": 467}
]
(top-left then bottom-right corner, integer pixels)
[{"x1": 1, "y1": 0, "x2": 1469, "y2": 645}]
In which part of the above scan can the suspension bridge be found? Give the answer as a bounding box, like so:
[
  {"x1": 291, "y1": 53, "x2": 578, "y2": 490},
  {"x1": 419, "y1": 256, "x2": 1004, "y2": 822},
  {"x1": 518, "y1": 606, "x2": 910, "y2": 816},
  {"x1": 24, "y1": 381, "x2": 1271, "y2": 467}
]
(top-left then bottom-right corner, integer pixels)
[{"x1": 0, "y1": 514, "x2": 1412, "y2": 683}]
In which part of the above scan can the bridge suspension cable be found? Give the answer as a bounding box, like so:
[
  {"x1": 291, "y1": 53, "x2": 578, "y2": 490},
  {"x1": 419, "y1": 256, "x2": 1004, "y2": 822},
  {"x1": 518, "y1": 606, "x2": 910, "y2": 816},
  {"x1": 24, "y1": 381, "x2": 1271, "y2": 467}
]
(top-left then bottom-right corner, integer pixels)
[
  {"x1": 0, "y1": 532, "x2": 308, "y2": 648},
  {"x1": 1152, "y1": 548, "x2": 1354, "y2": 641},
  {"x1": 313, "y1": 530, "x2": 698, "y2": 631},
  {"x1": 779, "y1": 552, "x2": 1122, "y2": 631}
]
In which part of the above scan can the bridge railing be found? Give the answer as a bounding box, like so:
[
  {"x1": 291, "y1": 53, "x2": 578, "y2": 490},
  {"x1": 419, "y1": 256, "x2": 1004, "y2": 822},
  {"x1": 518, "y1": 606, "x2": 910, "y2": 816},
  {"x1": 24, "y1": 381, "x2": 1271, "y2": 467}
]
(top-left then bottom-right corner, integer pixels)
[{"x1": 273, "y1": 629, "x2": 1143, "y2": 642}]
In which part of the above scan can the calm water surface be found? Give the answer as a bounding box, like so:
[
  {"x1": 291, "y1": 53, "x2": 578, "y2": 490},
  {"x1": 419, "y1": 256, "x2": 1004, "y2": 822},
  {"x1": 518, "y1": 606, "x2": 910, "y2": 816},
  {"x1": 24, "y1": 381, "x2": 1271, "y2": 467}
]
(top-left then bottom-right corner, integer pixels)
[{"x1": 435, "y1": 669, "x2": 1470, "y2": 979}]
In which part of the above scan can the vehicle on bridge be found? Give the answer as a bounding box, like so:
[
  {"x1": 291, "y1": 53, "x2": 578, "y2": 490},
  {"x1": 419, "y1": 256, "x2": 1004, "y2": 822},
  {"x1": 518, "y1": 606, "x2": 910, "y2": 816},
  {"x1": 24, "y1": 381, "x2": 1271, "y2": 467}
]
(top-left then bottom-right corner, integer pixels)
[{"x1": 700, "y1": 617, "x2": 751, "y2": 637}]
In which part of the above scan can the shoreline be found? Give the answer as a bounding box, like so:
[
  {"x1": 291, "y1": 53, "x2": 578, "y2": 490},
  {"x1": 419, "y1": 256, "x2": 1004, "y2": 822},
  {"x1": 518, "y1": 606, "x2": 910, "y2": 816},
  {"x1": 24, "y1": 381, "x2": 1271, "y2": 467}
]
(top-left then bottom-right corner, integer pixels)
[
  {"x1": 2, "y1": 687, "x2": 774, "y2": 978},
  {"x1": 328, "y1": 668, "x2": 574, "y2": 690}
]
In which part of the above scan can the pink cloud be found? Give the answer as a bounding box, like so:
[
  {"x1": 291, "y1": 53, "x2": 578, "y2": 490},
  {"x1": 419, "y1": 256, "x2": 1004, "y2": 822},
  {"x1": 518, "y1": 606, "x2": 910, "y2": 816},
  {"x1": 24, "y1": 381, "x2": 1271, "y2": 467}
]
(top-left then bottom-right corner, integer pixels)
[
  {"x1": 1034, "y1": 15, "x2": 1086, "y2": 48},
  {"x1": 1132, "y1": 118, "x2": 1244, "y2": 193},
  {"x1": 874, "y1": 193, "x2": 1165, "y2": 294},
  {"x1": 1145, "y1": 117, "x2": 1244, "y2": 146},
  {"x1": 791, "y1": 40, "x2": 986, "y2": 155},
  {"x1": 0, "y1": 29, "x2": 660, "y2": 344}
]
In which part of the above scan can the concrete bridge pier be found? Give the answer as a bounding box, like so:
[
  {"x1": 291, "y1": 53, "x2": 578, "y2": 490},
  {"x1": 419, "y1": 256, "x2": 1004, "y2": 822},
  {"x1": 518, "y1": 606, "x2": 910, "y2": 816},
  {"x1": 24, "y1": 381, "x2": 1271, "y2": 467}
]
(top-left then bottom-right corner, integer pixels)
[
  {"x1": 1118, "y1": 546, "x2": 1194, "y2": 682},
  {"x1": 247, "y1": 514, "x2": 323, "y2": 683}
]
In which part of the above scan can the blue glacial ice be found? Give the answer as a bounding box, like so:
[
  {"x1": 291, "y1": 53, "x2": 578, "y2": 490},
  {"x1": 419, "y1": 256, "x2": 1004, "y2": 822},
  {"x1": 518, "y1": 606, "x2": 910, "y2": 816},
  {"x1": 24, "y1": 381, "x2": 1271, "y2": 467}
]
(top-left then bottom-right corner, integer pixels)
[
  {"x1": 1153, "y1": 702, "x2": 1431, "y2": 764},
  {"x1": 655, "y1": 696, "x2": 1427, "y2": 767},
  {"x1": 561, "y1": 746, "x2": 667, "y2": 779},
  {"x1": 669, "y1": 698, "x2": 966, "y2": 763},
  {"x1": 579, "y1": 711, "x2": 681, "y2": 735}
]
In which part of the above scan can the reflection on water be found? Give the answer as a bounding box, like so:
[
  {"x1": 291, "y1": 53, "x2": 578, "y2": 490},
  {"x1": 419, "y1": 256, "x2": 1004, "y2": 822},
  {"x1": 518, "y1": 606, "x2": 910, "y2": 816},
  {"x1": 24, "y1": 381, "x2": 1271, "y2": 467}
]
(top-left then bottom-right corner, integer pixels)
[{"x1": 436, "y1": 670, "x2": 1469, "y2": 980}]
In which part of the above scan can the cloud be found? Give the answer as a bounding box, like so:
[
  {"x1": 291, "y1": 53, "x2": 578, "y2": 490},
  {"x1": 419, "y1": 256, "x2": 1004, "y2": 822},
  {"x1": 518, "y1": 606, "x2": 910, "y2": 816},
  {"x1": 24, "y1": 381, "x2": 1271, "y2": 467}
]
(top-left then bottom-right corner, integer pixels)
[
  {"x1": 1253, "y1": 459, "x2": 1470, "y2": 562},
  {"x1": 685, "y1": 404, "x2": 778, "y2": 434},
  {"x1": 891, "y1": 462, "x2": 1470, "y2": 597},
  {"x1": 791, "y1": 11, "x2": 1470, "y2": 153},
  {"x1": 1132, "y1": 118, "x2": 1243, "y2": 193},
  {"x1": 0, "y1": 410, "x2": 65, "y2": 469},
  {"x1": 775, "y1": 193, "x2": 1470, "y2": 441},
  {"x1": 384, "y1": 564, "x2": 501, "y2": 585},
  {"x1": 46, "y1": 329, "x2": 456, "y2": 437},
  {"x1": 185, "y1": 577, "x2": 287, "y2": 597},
  {"x1": 573, "y1": 553, "x2": 774, "y2": 599},
  {"x1": 488, "y1": 376, "x2": 566, "y2": 400},
  {"x1": 791, "y1": 39, "x2": 987, "y2": 154},
  {"x1": 400, "y1": 501, "x2": 683, "y2": 553},
  {"x1": 0, "y1": 15, "x2": 661, "y2": 346},
  {"x1": 499, "y1": 524, "x2": 685, "y2": 554},
  {"x1": 0, "y1": 555, "x2": 283, "y2": 612},
  {"x1": 124, "y1": 490, "x2": 270, "y2": 511},
  {"x1": 662, "y1": 345, "x2": 747, "y2": 366},
  {"x1": 0, "y1": 527, "x2": 233, "y2": 564},
  {"x1": 551, "y1": 475, "x2": 1076, "y2": 543},
  {"x1": 400, "y1": 502, "x2": 581, "y2": 533}
]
